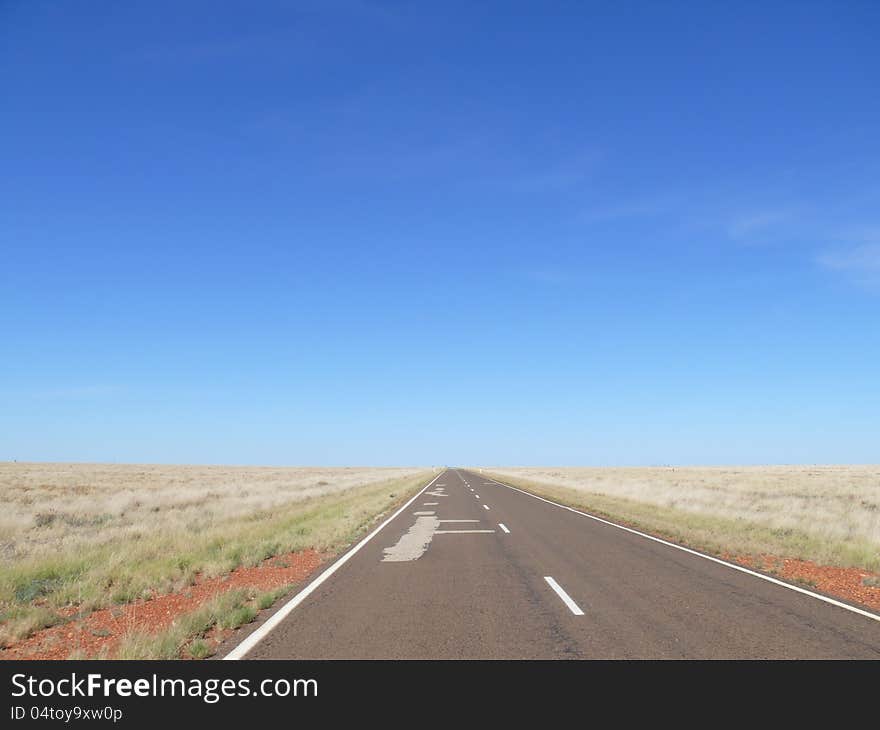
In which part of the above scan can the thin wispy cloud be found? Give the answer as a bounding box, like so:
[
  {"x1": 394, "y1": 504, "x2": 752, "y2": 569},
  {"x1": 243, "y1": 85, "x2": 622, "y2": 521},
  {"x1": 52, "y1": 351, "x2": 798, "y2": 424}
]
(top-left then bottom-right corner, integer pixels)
[
  {"x1": 726, "y1": 208, "x2": 795, "y2": 241},
  {"x1": 577, "y1": 190, "x2": 803, "y2": 251},
  {"x1": 575, "y1": 180, "x2": 880, "y2": 291},
  {"x1": 815, "y1": 218, "x2": 880, "y2": 289},
  {"x1": 574, "y1": 177, "x2": 801, "y2": 236},
  {"x1": 817, "y1": 243, "x2": 880, "y2": 287}
]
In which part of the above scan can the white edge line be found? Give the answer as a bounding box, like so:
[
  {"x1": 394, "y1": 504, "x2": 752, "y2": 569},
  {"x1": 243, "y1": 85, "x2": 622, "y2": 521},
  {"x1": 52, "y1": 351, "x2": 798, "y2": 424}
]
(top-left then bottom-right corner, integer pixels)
[
  {"x1": 224, "y1": 470, "x2": 446, "y2": 659},
  {"x1": 479, "y1": 474, "x2": 880, "y2": 624},
  {"x1": 498, "y1": 523, "x2": 510, "y2": 533},
  {"x1": 544, "y1": 576, "x2": 584, "y2": 616}
]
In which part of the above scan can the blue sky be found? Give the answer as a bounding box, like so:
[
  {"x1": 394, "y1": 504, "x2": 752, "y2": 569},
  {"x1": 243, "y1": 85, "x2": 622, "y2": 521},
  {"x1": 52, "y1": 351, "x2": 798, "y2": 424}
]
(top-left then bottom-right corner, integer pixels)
[{"x1": 2, "y1": 1, "x2": 879, "y2": 465}]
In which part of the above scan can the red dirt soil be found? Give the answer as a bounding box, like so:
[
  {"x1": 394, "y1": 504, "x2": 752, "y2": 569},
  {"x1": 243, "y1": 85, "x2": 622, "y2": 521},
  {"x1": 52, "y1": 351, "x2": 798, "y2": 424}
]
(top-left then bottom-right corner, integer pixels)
[
  {"x1": 0, "y1": 549, "x2": 325, "y2": 660},
  {"x1": 723, "y1": 553, "x2": 880, "y2": 613},
  {"x1": 2, "y1": 548, "x2": 878, "y2": 660}
]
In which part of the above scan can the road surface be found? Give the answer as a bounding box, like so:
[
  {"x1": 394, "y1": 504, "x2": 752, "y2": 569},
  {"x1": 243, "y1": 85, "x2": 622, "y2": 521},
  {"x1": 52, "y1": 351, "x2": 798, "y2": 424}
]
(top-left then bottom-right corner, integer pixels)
[{"x1": 229, "y1": 469, "x2": 880, "y2": 659}]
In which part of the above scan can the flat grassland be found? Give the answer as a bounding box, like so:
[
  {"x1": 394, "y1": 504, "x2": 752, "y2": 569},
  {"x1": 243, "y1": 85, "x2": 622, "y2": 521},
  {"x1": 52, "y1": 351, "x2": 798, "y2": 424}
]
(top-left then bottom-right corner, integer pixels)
[
  {"x1": 0, "y1": 463, "x2": 433, "y2": 647},
  {"x1": 480, "y1": 466, "x2": 880, "y2": 572}
]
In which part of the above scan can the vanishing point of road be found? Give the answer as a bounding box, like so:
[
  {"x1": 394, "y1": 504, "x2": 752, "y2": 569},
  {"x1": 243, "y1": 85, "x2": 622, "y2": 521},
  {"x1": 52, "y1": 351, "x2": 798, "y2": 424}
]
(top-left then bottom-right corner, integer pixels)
[{"x1": 226, "y1": 469, "x2": 880, "y2": 659}]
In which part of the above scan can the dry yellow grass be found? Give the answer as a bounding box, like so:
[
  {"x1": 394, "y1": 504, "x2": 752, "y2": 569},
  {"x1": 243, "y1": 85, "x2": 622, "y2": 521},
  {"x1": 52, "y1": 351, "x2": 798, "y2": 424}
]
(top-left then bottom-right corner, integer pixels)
[
  {"x1": 479, "y1": 466, "x2": 880, "y2": 571},
  {"x1": 0, "y1": 463, "x2": 434, "y2": 646},
  {"x1": 0, "y1": 463, "x2": 428, "y2": 562}
]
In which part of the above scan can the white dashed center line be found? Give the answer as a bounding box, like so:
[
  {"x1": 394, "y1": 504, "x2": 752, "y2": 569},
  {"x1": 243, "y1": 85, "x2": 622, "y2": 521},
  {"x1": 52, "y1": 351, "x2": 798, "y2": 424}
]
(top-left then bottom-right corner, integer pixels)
[
  {"x1": 498, "y1": 523, "x2": 510, "y2": 533},
  {"x1": 544, "y1": 577, "x2": 584, "y2": 616},
  {"x1": 483, "y1": 504, "x2": 490, "y2": 510}
]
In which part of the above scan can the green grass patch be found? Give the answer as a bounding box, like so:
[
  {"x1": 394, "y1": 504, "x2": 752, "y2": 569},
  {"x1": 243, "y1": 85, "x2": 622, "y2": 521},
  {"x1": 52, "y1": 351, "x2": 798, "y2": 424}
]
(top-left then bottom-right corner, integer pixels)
[
  {"x1": 115, "y1": 584, "x2": 294, "y2": 660},
  {"x1": 256, "y1": 586, "x2": 290, "y2": 610},
  {"x1": 218, "y1": 604, "x2": 257, "y2": 630},
  {"x1": 116, "y1": 588, "x2": 253, "y2": 660},
  {"x1": 187, "y1": 638, "x2": 212, "y2": 659}
]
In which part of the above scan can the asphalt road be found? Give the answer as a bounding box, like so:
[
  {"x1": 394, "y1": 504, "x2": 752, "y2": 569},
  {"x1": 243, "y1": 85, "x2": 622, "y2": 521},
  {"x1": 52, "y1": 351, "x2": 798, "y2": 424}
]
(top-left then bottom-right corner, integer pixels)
[{"x1": 231, "y1": 468, "x2": 880, "y2": 659}]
